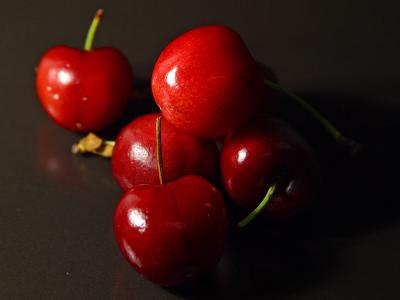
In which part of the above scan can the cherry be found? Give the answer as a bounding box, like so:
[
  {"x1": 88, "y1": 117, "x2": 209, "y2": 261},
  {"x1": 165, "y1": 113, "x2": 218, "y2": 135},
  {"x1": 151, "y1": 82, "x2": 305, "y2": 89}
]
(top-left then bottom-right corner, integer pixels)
[
  {"x1": 151, "y1": 25, "x2": 265, "y2": 138},
  {"x1": 114, "y1": 175, "x2": 228, "y2": 286},
  {"x1": 113, "y1": 117, "x2": 228, "y2": 286},
  {"x1": 221, "y1": 117, "x2": 319, "y2": 220},
  {"x1": 36, "y1": 9, "x2": 133, "y2": 132},
  {"x1": 111, "y1": 113, "x2": 219, "y2": 192}
]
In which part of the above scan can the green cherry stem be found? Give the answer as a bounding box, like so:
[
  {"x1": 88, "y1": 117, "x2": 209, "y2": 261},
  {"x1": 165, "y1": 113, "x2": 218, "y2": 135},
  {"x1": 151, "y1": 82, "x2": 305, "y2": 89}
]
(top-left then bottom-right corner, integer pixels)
[
  {"x1": 237, "y1": 182, "x2": 277, "y2": 228},
  {"x1": 156, "y1": 116, "x2": 165, "y2": 184},
  {"x1": 264, "y1": 79, "x2": 360, "y2": 155},
  {"x1": 84, "y1": 9, "x2": 104, "y2": 51}
]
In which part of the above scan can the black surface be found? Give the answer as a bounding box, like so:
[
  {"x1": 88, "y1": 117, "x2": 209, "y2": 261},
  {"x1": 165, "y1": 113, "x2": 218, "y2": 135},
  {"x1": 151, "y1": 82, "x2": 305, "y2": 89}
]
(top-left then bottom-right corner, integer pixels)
[{"x1": 1, "y1": 1, "x2": 399, "y2": 299}]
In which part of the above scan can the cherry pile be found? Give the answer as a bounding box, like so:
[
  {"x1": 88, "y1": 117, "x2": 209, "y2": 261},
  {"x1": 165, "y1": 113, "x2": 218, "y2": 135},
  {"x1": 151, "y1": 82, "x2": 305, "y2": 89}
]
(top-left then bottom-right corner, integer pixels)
[{"x1": 35, "y1": 10, "x2": 357, "y2": 286}]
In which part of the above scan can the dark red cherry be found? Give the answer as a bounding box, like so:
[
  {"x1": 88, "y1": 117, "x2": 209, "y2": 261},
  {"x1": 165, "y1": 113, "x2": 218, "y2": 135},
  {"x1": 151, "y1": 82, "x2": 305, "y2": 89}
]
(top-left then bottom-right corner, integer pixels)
[
  {"x1": 152, "y1": 25, "x2": 265, "y2": 138},
  {"x1": 111, "y1": 113, "x2": 219, "y2": 191},
  {"x1": 35, "y1": 10, "x2": 133, "y2": 132},
  {"x1": 113, "y1": 175, "x2": 228, "y2": 286},
  {"x1": 221, "y1": 117, "x2": 319, "y2": 220}
]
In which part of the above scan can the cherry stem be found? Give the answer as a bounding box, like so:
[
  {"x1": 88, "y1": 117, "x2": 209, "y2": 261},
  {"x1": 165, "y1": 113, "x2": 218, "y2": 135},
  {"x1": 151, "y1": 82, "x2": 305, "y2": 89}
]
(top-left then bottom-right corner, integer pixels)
[
  {"x1": 71, "y1": 133, "x2": 114, "y2": 158},
  {"x1": 84, "y1": 9, "x2": 104, "y2": 51},
  {"x1": 156, "y1": 116, "x2": 165, "y2": 184},
  {"x1": 264, "y1": 79, "x2": 360, "y2": 155},
  {"x1": 237, "y1": 183, "x2": 277, "y2": 228}
]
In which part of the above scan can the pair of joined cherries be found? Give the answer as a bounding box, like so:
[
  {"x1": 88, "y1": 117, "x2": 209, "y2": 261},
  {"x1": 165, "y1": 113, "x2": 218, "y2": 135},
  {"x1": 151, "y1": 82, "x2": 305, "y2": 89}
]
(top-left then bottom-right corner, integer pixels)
[
  {"x1": 36, "y1": 10, "x2": 355, "y2": 286},
  {"x1": 111, "y1": 113, "x2": 317, "y2": 285}
]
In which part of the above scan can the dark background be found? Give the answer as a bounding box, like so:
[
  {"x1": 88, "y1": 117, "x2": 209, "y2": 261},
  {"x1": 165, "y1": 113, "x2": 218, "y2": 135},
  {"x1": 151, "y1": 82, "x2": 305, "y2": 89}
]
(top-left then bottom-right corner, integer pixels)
[{"x1": 1, "y1": 0, "x2": 399, "y2": 299}]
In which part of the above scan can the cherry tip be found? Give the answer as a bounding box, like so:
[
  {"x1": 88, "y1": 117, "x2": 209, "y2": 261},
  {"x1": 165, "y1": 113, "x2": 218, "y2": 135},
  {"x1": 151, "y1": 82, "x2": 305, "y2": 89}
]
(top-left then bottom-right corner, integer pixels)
[
  {"x1": 338, "y1": 136, "x2": 361, "y2": 156},
  {"x1": 96, "y1": 9, "x2": 104, "y2": 18}
]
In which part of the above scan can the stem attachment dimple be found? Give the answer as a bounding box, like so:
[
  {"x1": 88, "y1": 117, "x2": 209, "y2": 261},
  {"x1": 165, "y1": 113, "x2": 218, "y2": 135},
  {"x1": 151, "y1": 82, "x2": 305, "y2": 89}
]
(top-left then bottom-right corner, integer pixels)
[
  {"x1": 237, "y1": 183, "x2": 278, "y2": 228},
  {"x1": 84, "y1": 9, "x2": 104, "y2": 51},
  {"x1": 156, "y1": 116, "x2": 165, "y2": 184},
  {"x1": 264, "y1": 79, "x2": 360, "y2": 155}
]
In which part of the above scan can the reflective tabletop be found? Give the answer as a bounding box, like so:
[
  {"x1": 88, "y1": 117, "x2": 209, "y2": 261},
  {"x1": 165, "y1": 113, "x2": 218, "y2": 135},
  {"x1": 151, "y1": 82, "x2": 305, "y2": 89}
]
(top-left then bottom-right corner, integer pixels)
[{"x1": 1, "y1": 1, "x2": 400, "y2": 299}]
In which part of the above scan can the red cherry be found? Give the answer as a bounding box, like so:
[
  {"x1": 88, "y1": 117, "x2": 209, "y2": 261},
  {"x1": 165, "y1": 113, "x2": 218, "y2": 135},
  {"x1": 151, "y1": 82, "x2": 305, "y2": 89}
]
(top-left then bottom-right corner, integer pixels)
[
  {"x1": 114, "y1": 117, "x2": 228, "y2": 286},
  {"x1": 113, "y1": 176, "x2": 228, "y2": 286},
  {"x1": 221, "y1": 117, "x2": 319, "y2": 220},
  {"x1": 35, "y1": 10, "x2": 133, "y2": 132},
  {"x1": 152, "y1": 25, "x2": 265, "y2": 138},
  {"x1": 112, "y1": 113, "x2": 219, "y2": 191}
]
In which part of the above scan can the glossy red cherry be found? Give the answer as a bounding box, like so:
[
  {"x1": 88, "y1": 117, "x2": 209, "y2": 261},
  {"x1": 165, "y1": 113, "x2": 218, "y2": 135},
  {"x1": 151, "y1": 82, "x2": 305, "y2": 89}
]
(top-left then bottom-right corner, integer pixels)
[
  {"x1": 221, "y1": 117, "x2": 319, "y2": 220},
  {"x1": 36, "y1": 10, "x2": 133, "y2": 132},
  {"x1": 112, "y1": 113, "x2": 219, "y2": 191},
  {"x1": 113, "y1": 175, "x2": 228, "y2": 286},
  {"x1": 152, "y1": 25, "x2": 265, "y2": 138}
]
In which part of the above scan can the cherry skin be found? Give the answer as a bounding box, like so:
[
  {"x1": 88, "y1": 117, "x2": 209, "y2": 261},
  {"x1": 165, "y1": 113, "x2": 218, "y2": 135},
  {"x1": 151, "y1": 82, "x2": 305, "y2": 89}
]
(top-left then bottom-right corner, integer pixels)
[
  {"x1": 152, "y1": 25, "x2": 265, "y2": 138},
  {"x1": 35, "y1": 11, "x2": 133, "y2": 132},
  {"x1": 220, "y1": 117, "x2": 319, "y2": 220},
  {"x1": 113, "y1": 175, "x2": 228, "y2": 286},
  {"x1": 36, "y1": 46, "x2": 133, "y2": 132},
  {"x1": 112, "y1": 113, "x2": 219, "y2": 191}
]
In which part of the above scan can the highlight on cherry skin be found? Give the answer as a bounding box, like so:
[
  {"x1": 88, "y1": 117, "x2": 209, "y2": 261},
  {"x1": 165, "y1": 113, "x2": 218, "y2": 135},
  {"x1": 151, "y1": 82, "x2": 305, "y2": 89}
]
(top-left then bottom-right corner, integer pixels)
[
  {"x1": 35, "y1": 9, "x2": 133, "y2": 132},
  {"x1": 221, "y1": 116, "x2": 320, "y2": 220},
  {"x1": 111, "y1": 113, "x2": 219, "y2": 191},
  {"x1": 152, "y1": 25, "x2": 266, "y2": 138}
]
